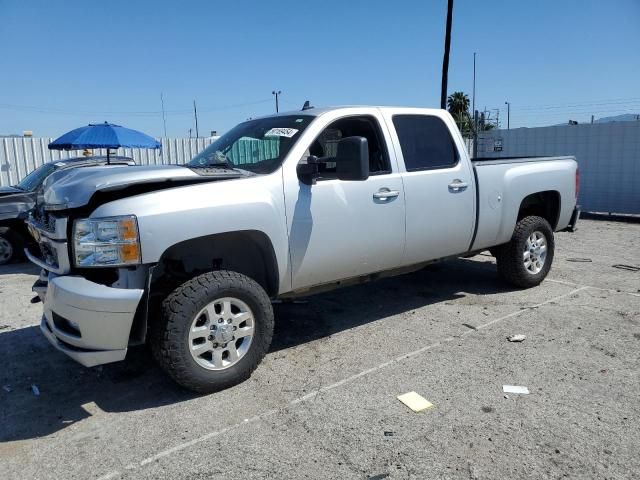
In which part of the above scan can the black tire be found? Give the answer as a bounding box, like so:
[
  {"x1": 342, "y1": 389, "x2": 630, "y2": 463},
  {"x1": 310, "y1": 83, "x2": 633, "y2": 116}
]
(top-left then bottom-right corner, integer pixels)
[
  {"x1": 150, "y1": 270, "x2": 274, "y2": 393},
  {"x1": 495, "y1": 216, "x2": 555, "y2": 288},
  {"x1": 0, "y1": 228, "x2": 24, "y2": 265}
]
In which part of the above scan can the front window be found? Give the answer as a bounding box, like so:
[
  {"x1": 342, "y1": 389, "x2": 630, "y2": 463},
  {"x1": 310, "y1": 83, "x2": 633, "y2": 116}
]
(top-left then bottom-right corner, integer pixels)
[
  {"x1": 301, "y1": 115, "x2": 391, "y2": 180},
  {"x1": 16, "y1": 162, "x2": 56, "y2": 191},
  {"x1": 189, "y1": 115, "x2": 314, "y2": 174}
]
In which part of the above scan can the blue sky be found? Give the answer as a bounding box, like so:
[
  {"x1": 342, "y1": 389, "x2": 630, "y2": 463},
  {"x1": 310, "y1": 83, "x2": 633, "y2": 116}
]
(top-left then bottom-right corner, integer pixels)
[{"x1": 1, "y1": 0, "x2": 639, "y2": 137}]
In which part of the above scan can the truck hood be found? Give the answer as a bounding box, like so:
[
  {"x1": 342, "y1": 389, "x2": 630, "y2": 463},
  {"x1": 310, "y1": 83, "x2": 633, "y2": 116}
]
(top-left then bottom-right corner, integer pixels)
[{"x1": 43, "y1": 164, "x2": 247, "y2": 210}]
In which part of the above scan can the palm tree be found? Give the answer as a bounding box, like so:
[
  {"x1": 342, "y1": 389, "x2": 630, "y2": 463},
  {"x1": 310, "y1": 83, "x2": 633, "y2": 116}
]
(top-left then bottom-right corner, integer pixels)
[
  {"x1": 447, "y1": 91, "x2": 470, "y2": 118},
  {"x1": 447, "y1": 91, "x2": 471, "y2": 136}
]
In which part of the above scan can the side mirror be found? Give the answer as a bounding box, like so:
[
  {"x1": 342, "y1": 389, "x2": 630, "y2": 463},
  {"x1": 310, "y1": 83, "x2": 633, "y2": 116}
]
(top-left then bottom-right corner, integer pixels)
[{"x1": 336, "y1": 136, "x2": 369, "y2": 181}]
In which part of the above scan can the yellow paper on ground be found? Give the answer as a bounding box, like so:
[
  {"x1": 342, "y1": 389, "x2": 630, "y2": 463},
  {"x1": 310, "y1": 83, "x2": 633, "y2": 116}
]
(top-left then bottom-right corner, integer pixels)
[{"x1": 397, "y1": 391, "x2": 434, "y2": 412}]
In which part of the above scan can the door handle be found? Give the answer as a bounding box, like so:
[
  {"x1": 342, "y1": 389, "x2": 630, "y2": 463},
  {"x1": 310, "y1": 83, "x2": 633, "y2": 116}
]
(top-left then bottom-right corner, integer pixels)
[
  {"x1": 373, "y1": 189, "x2": 400, "y2": 200},
  {"x1": 448, "y1": 180, "x2": 468, "y2": 192}
]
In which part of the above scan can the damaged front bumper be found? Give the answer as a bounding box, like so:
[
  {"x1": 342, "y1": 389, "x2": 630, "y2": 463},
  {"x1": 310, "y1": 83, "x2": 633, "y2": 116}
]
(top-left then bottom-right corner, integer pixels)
[{"x1": 35, "y1": 274, "x2": 143, "y2": 367}]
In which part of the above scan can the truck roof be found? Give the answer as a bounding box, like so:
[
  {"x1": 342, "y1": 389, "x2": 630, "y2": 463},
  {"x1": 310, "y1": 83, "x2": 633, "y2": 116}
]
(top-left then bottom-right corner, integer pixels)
[{"x1": 255, "y1": 105, "x2": 446, "y2": 120}]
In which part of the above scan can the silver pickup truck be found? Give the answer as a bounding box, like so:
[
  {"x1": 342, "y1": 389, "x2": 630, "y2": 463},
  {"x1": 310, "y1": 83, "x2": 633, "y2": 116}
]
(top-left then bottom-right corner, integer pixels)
[{"x1": 26, "y1": 106, "x2": 580, "y2": 392}]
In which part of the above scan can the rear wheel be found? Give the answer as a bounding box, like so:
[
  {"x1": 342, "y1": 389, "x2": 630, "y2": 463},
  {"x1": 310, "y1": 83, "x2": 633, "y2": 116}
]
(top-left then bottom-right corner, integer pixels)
[
  {"x1": 151, "y1": 270, "x2": 274, "y2": 393},
  {"x1": 0, "y1": 229, "x2": 24, "y2": 265},
  {"x1": 495, "y1": 216, "x2": 554, "y2": 288}
]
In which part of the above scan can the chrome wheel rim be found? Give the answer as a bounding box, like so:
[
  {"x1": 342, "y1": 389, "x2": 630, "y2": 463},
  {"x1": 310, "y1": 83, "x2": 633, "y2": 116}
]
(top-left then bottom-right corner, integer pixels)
[
  {"x1": 0, "y1": 237, "x2": 13, "y2": 264},
  {"x1": 523, "y1": 230, "x2": 547, "y2": 275},
  {"x1": 188, "y1": 297, "x2": 255, "y2": 370}
]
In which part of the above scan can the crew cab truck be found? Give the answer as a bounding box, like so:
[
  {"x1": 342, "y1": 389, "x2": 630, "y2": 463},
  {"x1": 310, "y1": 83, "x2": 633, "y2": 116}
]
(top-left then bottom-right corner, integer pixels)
[{"x1": 27, "y1": 106, "x2": 580, "y2": 393}]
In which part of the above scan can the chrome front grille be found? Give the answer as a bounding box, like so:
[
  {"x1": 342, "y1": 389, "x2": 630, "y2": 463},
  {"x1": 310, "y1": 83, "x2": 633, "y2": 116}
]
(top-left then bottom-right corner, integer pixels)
[
  {"x1": 25, "y1": 215, "x2": 71, "y2": 274},
  {"x1": 28, "y1": 210, "x2": 68, "y2": 240}
]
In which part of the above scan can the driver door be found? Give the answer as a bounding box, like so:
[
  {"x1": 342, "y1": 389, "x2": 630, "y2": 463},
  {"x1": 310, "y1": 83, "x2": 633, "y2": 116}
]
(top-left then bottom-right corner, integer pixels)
[{"x1": 282, "y1": 111, "x2": 406, "y2": 291}]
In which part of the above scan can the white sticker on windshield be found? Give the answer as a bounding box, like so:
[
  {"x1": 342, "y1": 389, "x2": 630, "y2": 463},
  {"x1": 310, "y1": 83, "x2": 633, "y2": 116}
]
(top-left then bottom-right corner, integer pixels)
[{"x1": 265, "y1": 127, "x2": 299, "y2": 138}]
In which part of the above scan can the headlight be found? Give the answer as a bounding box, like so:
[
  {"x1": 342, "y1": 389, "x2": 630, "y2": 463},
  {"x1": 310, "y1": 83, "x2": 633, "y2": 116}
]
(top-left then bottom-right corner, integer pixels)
[{"x1": 73, "y1": 215, "x2": 141, "y2": 267}]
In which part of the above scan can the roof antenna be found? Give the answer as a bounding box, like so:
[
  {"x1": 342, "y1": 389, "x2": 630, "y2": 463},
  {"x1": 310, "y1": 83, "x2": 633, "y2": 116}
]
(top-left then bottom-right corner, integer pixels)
[{"x1": 301, "y1": 100, "x2": 313, "y2": 111}]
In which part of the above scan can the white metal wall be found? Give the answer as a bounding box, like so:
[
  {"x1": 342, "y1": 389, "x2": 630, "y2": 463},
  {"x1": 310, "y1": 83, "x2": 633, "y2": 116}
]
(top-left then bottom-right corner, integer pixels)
[
  {"x1": 477, "y1": 122, "x2": 640, "y2": 214},
  {"x1": 0, "y1": 137, "x2": 216, "y2": 187}
]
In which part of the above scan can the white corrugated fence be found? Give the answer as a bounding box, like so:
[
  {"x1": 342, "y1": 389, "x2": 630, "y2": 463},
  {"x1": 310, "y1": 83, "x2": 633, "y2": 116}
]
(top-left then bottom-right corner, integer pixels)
[{"x1": 477, "y1": 122, "x2": 640, "y2": 215}]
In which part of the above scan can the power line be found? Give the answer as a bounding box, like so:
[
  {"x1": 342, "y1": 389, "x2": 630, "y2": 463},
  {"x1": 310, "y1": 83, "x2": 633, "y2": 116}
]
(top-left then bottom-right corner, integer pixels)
[
  {"x1": 504, "y1": 107, "x2": 640, "y2": 120},
  {"x1": 504, "y1": 97, "x2": 640, "y2": 111},
  {"x1": 0, "y1": 98, "x2": 273, "y2": 117}
]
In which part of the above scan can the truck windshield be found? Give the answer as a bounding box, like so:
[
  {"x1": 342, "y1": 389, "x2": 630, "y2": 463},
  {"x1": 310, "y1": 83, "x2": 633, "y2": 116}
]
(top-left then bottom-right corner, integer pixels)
[
  {"x1": 188, "y1": 115, "x2": 314, "y2": 174},
  {"x1": 16, "y1": 162, "x2": 56, "y2": 191}
]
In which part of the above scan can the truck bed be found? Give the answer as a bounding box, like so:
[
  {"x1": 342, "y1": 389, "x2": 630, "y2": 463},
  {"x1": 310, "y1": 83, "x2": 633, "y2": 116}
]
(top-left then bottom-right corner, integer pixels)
[
  {"x1": 470, "y1": 155, "x2": 577, "y2": 252},
  {"x1": 472, "y1": 155, "x2": 574, "y2": 166}
]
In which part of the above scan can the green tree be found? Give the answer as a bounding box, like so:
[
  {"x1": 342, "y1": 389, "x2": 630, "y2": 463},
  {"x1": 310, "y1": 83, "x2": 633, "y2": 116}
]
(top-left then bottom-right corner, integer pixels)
[
  {"x1": 447, "y1": 91, "x2": 472, "y2": 136},
  {"x1": 447, "y1": 91, "x2": 470, "y2": 118}
]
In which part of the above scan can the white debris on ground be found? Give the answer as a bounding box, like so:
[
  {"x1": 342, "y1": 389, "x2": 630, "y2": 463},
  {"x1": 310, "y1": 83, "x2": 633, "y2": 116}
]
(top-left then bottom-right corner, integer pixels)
[
  {"x1": 397, "y1": 391, "x2": 434, "y2": 412},
  {"x1": 502, "y1": 385, "x2": 530, "y2": 395},
  {"x1": 507, "y1": 334, "x2": 526, "y2": 342}
]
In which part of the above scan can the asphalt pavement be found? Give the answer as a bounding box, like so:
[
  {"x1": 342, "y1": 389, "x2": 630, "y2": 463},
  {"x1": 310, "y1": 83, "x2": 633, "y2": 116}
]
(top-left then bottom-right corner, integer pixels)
[{"x1": 1, "y1": 218, "x2": 639, "y2": 479}]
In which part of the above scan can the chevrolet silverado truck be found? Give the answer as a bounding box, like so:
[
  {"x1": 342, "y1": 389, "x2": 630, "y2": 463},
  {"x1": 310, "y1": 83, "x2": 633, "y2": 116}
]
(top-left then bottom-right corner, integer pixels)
[{"x1": 26, "y1": 106, "x2": 580, "y2": 393}]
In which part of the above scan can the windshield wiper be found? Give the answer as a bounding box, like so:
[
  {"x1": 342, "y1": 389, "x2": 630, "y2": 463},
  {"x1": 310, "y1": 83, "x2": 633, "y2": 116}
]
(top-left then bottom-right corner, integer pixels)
[
  {"x1": 188, "y1": 163, "x2": 255, "y2": 176},
  {"x1": 192, "y1": 161, "x2": 234, "y2": 169}
]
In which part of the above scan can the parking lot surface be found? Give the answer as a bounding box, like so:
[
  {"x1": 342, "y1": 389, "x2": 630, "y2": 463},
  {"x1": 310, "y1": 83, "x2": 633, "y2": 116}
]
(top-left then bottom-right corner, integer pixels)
[{"x1": 1, "y1": 218, "x2": 639, "y2": 479}]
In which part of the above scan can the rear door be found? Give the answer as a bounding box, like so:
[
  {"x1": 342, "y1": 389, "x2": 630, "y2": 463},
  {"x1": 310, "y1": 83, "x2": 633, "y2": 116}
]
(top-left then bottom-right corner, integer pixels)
[{"x1": 381, "y1": 109, "x2": 476, "y2": 265}]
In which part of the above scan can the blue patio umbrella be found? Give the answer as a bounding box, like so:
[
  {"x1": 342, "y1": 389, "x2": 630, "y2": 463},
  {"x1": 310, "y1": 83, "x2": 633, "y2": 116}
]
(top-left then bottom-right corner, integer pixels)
[{"x1": 49, "y1": 122, "x2": 161, "y2": 164}]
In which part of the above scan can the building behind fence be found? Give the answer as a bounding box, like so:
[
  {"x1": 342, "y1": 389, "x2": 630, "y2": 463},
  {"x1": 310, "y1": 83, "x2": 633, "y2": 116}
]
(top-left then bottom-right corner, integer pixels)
[
  {"x1": 0, "y1": 137, "x2": 216, "y2": 187},
  {"x1": 477, "y1": 122, "x2": 640, "y2": 215}
]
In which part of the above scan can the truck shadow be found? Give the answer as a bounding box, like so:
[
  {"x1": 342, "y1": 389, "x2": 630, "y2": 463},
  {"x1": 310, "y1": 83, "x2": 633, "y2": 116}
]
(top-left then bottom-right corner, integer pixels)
[
  {"x1": 271, "y1": 256, "x2": 510, "y2": 351},
  {"x1": 0, "y1": 256, "x2": 511, "y2": 442}
]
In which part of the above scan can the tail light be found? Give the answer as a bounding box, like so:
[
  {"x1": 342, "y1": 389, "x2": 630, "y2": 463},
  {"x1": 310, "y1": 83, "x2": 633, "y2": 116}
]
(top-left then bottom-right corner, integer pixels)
[{"x1": 575, "y1": 167, "x2": 580, "y2": 200}]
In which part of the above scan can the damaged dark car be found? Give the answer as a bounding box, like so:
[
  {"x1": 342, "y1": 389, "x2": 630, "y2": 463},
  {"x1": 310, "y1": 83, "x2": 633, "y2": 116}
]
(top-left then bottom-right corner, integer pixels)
[{"x1": 0, "y1": 156, "x2": 134, "y2": 264}]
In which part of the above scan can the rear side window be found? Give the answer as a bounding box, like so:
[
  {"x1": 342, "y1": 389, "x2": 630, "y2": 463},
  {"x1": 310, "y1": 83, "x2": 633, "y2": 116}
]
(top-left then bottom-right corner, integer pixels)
[{"x1": 393, "y1": 115, "x2": 459, "y2": 171}]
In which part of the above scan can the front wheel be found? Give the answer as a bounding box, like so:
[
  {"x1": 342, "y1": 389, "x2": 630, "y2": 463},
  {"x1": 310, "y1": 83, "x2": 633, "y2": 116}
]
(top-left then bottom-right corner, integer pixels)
[
  {"x1": 151, "y1": 270, "x2": 274, "y2": 393},
  {"x1": 495, "y1": 216, "x2": 555, "y2": 288}
]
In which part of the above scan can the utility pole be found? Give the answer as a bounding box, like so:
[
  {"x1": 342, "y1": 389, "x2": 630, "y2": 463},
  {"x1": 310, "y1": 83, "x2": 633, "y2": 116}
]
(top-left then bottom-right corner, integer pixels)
[
  {"x1": 272, "y1": 90, "x2": 281, "y2": 113},
  {"x1": 591, "y1": 115, "x2": 595, "y2": 124},
  {"x1": 440, "y1": 0, "x2": 454, "y2": 109},
  {"x1": 504, "y1": 101, "x2": 510, "y2": 130},
  {"x1": 472, "y1": 52, "x2": 476, "y2": 121},
  {"x1": 193, "y1": 100, "x2": 199, "y2": 138},
  {"x1": 472, "y1": 52, "x2": 477, "y2": 152},
  {"x1": 160, "y1": 92, "x2": 167, "y2": 138},
  {"x1": 472, "y1": 110, "x2": 479, "y2": 158}
]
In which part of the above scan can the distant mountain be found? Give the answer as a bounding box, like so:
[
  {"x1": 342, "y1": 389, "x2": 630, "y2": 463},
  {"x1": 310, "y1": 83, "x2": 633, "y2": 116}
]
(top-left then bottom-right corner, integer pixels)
[
  {"x1": 550, "y1": 113, "x2": 640, "y2": 127},
  {"x1": 594, "y1": 114, "x2": 640, "y2": 123}
]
